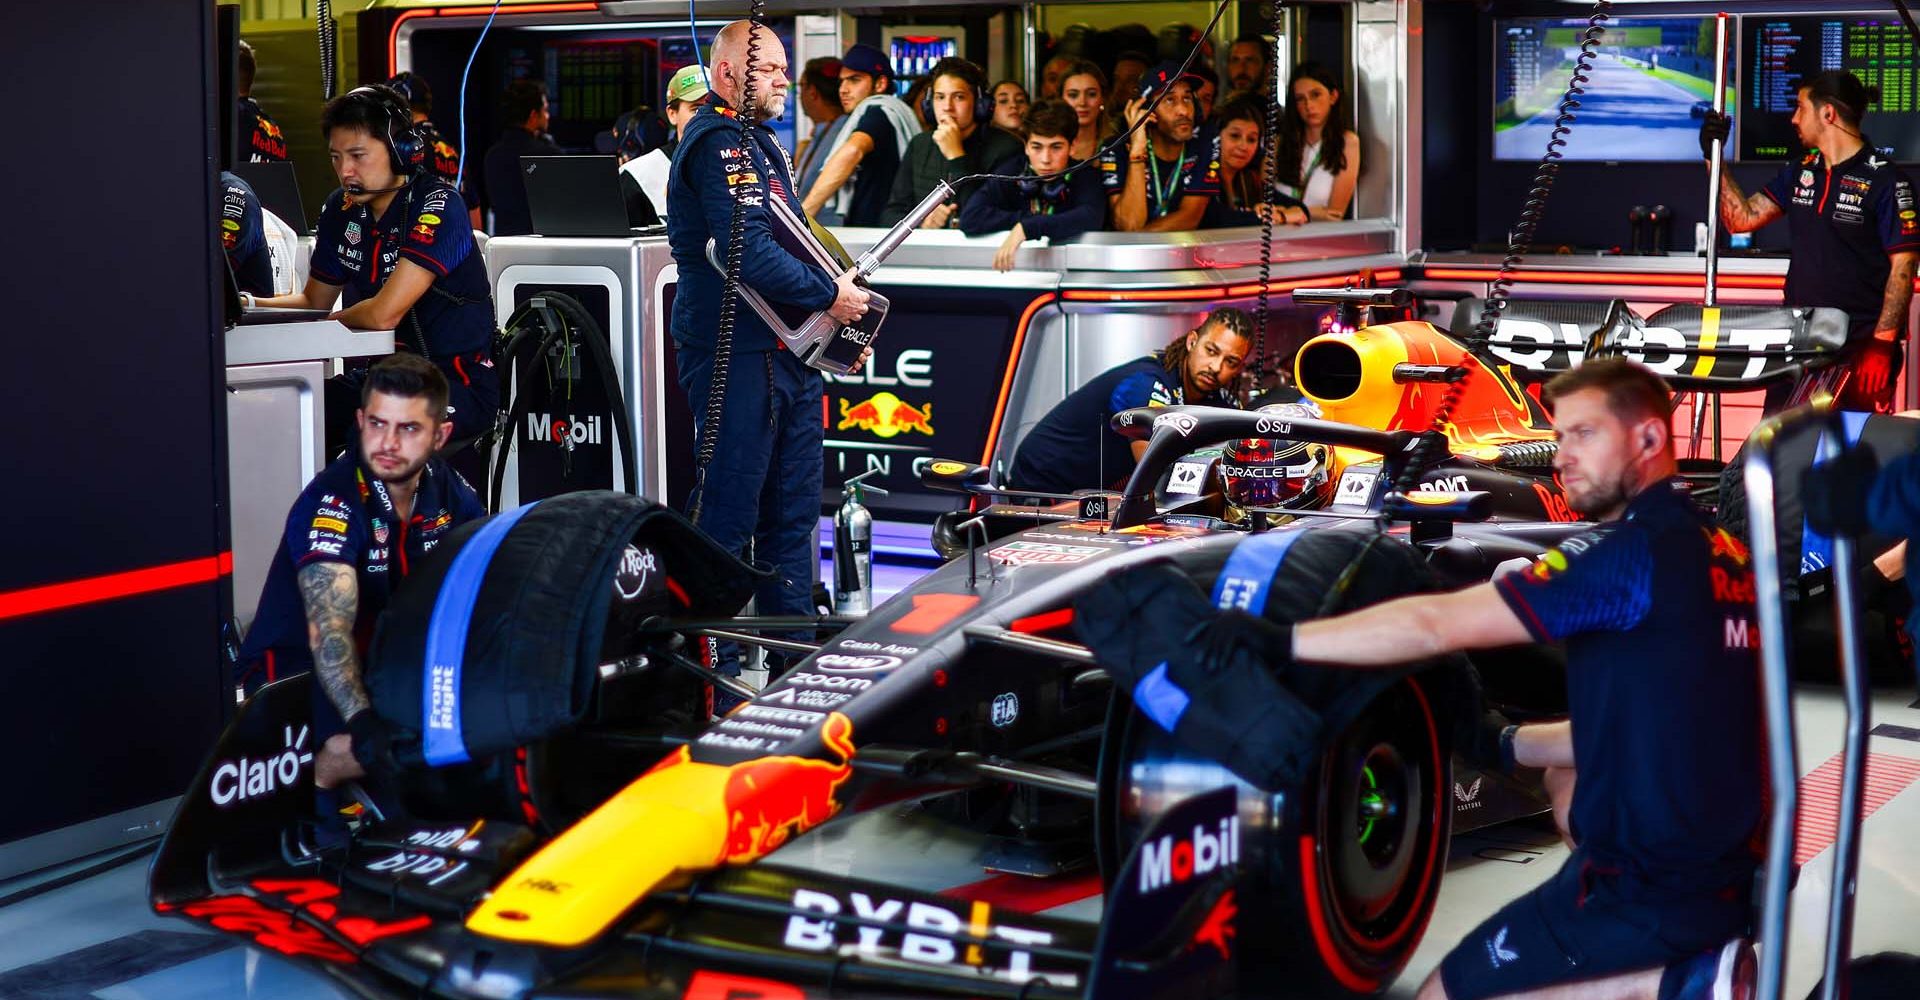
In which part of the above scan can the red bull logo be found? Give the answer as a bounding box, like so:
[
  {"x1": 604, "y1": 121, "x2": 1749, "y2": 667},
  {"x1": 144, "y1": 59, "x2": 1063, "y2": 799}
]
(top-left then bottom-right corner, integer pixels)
[
  {"x1": 718, "y1": 712, "x2": 856, "y2": 863},
  {"x1": 837, "y1": 392, "x2": 933, "y2": 439}
]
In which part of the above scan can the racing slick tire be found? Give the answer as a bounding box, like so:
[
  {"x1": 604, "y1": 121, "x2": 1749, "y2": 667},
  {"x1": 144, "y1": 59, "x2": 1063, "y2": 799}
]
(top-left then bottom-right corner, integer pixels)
[{"x1": 1093, "y1": 530, "x2": 1455, "y2": 996}]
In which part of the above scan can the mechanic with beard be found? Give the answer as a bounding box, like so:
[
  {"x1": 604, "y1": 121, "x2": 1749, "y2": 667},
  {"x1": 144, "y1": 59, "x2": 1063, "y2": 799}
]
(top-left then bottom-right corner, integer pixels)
[
  {"x1": 1240, "y1": 359, "x2": 1760, "y2": 1000},
  {"x1": 1104, "y1": 63, "x2": 1219, "y2": 231},
  {"x1": 1706, "y1": 70, "x2": 1918, "y2": 413},
  {"x1": 1009, "y1": 308, "x2": 1250, "y2": 493},
  {"x1": 668, "y1": 20, "x2": 869, "y2": 685},
  {"x1": 237, "y1": 354, "x2": 486, "y2": 792},
  {"x1": 254, "y1": 85, "x2": 500, "y2": 482}
]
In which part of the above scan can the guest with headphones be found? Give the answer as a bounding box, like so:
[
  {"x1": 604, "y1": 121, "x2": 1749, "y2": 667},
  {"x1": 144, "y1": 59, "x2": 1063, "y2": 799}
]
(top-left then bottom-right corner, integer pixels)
[
  {"x1": 960, "y1": 100, "x2": 1106, "y2": 271},
  {"x1": 1706, "y1": 70, "x2": 1919, "y2": 413},
  {"x1": 880, "y1": 57, "x2": 1019, "y2": 228},
  {"x1": 252, "y1": 85, "x2": 500, "y2": 483}
]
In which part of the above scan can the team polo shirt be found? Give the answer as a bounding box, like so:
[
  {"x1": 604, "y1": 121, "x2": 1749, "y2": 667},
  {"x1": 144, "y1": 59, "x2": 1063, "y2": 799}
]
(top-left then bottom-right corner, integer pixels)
[
  {"x1": 1010, "y1": 354, "x2": 1232, "y2": 493},
  {"x1": 220, "y1": 171, "x2": 273, "y2": 296},
  {"x1": 239, "y1": 97, "x2": 287, "y2": 163},
  {"x1": 1099, "y1": 133, "x2": 1219, "y2": 222},
  {"x1": 1495, "y1": 482, "x2": 1763, "y2": 896},
  {"x1": 308, "y1": 176, "x2": 493, "y2": 357},
  {"x1": 1760, "y1": 142, "x2": 1920, "y2": 341},
  {"x1": 240, "y1": 452, "x2": 485, "y2": 671}
]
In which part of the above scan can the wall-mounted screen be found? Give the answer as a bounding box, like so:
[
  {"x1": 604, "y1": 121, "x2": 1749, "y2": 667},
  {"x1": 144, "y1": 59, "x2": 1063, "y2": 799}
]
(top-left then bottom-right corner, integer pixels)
[
  {"x1": 1741, "y1": 14, "x2": 1920, "y2": 161},
  {"x1": 1495, "y1": 16, "x2": 1728, "y2": 162}
]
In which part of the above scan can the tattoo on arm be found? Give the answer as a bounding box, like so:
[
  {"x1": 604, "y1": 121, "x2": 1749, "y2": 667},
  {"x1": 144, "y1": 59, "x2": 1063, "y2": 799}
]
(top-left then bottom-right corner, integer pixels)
[
  {"x1": 297, "y1": 562, "x2": 369, "y2": 719},
  {"x1": 1877, "y1": 253, "x2": 1918, "y2": 335},
  {"x1": 1718, "y1": 173, "x2": 1782, "y2": 233}
]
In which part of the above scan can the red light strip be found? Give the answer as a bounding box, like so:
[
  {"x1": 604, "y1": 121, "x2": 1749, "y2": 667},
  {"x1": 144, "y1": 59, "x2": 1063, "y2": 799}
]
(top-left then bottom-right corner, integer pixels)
[
  {"x1": 1059, "y1": 269, "x2": 1404, "y2": 303},
  {"x1": 980, "y1": 293, "x2": 1059, "y2": 465},
  {"x1": 0, "y1": 552, "x2": 234, "y2": 622},
  {"x1": 1420, "y1": 266, "x2": 1787, "y2": 290}
]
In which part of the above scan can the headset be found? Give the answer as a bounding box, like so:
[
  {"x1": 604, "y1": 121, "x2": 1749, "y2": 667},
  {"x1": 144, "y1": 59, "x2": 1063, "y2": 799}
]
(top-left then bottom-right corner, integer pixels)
[
  {"x1": 340, "y1": 84, "x2": 428, "y2": 193},
  {"x1": 919, "y1": 57, "x2": 993, "y2": 128}
]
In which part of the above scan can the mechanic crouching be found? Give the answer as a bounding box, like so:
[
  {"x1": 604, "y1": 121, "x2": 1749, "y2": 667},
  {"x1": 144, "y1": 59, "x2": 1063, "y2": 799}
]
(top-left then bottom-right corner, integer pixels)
[
  {"x1": 237, "y1": 355, "x2": 487, "y2": 801},
  {"x1": 1266, "y1": 360, "x2": 1761, "y2": 999},
  {"x1": 1009, "y1": 308, "x2": 1251, "y2": 494}
]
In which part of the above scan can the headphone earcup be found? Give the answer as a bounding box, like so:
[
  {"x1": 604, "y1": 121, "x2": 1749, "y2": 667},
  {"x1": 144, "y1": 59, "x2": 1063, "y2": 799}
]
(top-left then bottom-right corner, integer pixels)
[
  {"x1": 975, "y1": 83, "x2": 993, "y2": 125},
  {"x1": 921, "y1": 90, "x2": 934, "y2": 126}
]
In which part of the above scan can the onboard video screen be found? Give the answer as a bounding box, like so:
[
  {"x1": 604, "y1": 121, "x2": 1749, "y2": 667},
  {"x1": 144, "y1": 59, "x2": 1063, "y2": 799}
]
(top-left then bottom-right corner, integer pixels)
[
  {"x1": 1494, "y1": 16, "x2": 1730, "y2": 162},
  {"x1": 1742, "y1": 14, "x2": 1920, "y2": 161}
]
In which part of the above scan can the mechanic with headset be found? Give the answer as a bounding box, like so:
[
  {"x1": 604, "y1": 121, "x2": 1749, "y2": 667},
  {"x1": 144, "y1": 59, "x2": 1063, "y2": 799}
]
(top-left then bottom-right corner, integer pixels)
[
  {"x1": 667, "y1": 21, "x2": 869, "y2": 676},
  {"x1": 252, "y1": 85, "x2": 500, "y2": 481},
  {"x1": 1009, "y1": 308, "x2": 1251, "y2": 493},
  {"x1": 960, "y1": 99, "x2": 1107, "y2": 271},
  {"x1": 1104, "y1": 62, "x2": 1219, "y2": 232},
  {"x1": 1238, "y1": 359, "x2": 1760, "y2": 1000},
  {"x1": 1705, "y1": 70, "x2": 1919, "y2": 413},
  {"x1": 879, "y1": 57, "x2": 1019, "y2": 229},
  {"x1": 237, "y1": 353, "x2": 486, "y2": 797},
  {"x1": 385, "y1": 71, "x2": 479, "y2": 229}
]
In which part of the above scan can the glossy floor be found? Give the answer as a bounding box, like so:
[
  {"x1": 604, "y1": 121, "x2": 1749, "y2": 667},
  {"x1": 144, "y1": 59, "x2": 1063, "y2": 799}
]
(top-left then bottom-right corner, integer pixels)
[{"x1": 3, "y1": 685, "x2": 1917, "y2": 999}]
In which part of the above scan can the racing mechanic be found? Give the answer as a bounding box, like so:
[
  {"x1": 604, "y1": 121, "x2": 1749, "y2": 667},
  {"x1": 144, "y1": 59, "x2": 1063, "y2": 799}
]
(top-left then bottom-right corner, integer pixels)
[
  {"x1": 236, "y1": 40, "x2": 287, "y2": 163},
  {"x1": 1705, "y1": 70, "x2": 1918, "y2": 413},
  {"x1": 220, "y1": 170, "x2": 275, "y2": 297},
  {"x1": 666, "y1": 20, "x2": 869, "y2": 678},
  {"x1": 253, "y1": 84, "x2": 500, "y2": 482},
  {"x1": 1234, "y1": 359, "x2": 1761, "y2": 1000},
  {"x1": 1009, "y1": 307, "x2": 1251, "y2": 493},
  {"x1": 236, "y1": 354, "x2": 486, "y2": 796},
  {"x1": 1104, "y1": 62, "x2": 1219, "y2": 232},
  {"x1": 385, "y1": 71, "x2": 480, "y2": 229}
]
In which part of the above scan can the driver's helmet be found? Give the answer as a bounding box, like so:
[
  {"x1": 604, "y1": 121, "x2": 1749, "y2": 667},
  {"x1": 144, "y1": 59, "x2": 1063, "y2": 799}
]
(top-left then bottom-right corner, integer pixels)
[{"x1": 1221, "y1": 402, "x2": 1332, "y2": 513}]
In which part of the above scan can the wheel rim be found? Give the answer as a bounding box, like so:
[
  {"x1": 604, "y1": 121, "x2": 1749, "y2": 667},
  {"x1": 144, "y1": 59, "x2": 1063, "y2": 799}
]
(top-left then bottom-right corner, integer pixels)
[{"x1": 1320, "y1": 690, "x2": 1428, "y2": 932}]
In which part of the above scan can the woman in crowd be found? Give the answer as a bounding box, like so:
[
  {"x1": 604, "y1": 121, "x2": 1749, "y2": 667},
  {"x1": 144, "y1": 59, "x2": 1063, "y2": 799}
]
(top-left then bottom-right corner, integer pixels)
[
  {"x1": 1203, "y1": 94, "x2": 1308, "y2": 229},
  {"x1": 1275, "y1": 61, "x2": 1360, "y2": 221},
  {"x1": 991, "y1": 80, "x2": 1030, "y2": 134},
  {"x1": 1058, "y1": 60, "x2": 1115, "y2": 165}
]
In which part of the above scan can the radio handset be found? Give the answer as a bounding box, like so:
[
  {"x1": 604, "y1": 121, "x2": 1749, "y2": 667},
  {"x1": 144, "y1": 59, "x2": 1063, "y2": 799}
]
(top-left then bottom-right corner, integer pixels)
[{"x1": 705, "y1": 181, "x2": 954, "y2": 374}]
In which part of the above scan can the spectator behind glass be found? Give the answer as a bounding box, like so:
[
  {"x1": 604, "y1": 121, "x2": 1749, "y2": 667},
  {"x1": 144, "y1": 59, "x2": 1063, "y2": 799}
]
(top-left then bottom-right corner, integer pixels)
[
  {"x1": 1105, "y1": 63, "x2": 1218, "y2": 232},
  {"x1": 1189, "y1": 62, "x2": 1219, "y2": 122},
  {"x1": 1226, "y1": 34, "x2": 1270, "y2": 96},
  {"x1": 882, "y1": 58, "x2": 1020, "y2": 229},
  {"x1": 793, "y1": 57, "x2": 845, "y2": 199},
  {"x1": 962, "y1": 100, "x2": 1108, "y2": 272},
  {"x1": 1276, "y1": 62, "x2": 1360, "y2": 221},
  {"x1": 1040, "y1": 54, "x2": 1076, "y2": 100},
  {"x1": 1058, "y1": 60, "x2": 1112, "y2": 164},
  {"x1": 802, "y1": 43, "x2": 921, "y2": 227},
  {"x1": 1202, "y1": 95, "x2": 1307, "y2": 229},
  {"x1": 992, "y1": 80, "x2": 1030, "y2": 134},
  {"x1": 1110, "y1": 50, "x2": 1152, "y2": 108}
]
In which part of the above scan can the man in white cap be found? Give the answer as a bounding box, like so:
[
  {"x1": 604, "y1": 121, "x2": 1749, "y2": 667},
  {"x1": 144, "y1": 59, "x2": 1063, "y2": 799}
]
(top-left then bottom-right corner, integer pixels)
[{"x1": 622, "y1": 64, "x2": 711, "y2": 223}]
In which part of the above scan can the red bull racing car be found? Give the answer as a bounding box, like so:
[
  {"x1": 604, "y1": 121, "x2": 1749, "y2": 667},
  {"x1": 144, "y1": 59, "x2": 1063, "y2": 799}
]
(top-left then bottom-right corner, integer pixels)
[{"x1": 147, "y1": 290, "x2": 1851, "y2": 999}]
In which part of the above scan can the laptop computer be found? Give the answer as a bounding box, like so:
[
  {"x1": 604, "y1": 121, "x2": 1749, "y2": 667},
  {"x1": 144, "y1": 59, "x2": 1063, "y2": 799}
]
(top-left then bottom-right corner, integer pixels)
[
  {"x1": 232, "y1": 160, "x2": 309, "y2": 234},
  {"x1": 524, "y1": 155, "x2": 635, "y2": 237}
]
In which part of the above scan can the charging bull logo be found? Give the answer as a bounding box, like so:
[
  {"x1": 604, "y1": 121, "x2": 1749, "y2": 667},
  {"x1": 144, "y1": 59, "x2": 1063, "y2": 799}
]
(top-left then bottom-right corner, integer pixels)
[
  {"x1": 837, "y1": 392, "x2": 933, "y2": 438},
  {"x1": 719, "y1": 712, "x2": 857, "y2": 863}
]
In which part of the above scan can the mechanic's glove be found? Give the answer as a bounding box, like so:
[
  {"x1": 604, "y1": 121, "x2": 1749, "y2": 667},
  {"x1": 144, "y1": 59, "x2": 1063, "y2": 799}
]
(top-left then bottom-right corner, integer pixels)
[
  {"x1": 1196, "y1": 609, "x2": 1294, "y2": 675},
  {"x1": 1804, "y1": 447, "x2": 1880, "y2": 538},
  {"x1": 1465, "y1": 710, "x2": 1520, "y2": 776},
  {"x1": 1852, "y1": 341, "x2": 1897, "y2": 402},
  {"x1": 346, "y1": 709, "x2": 399, "y2": 779},
  {"x1": 1698, "y1": 111, "x2": 1732, "y2": 161}
]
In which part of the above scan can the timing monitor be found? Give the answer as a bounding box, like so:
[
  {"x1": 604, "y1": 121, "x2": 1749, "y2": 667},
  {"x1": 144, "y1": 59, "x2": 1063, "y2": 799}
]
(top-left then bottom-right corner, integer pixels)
[
  {"x1": 1493, "y1": 15, "x2": 1729, "y2": 162},
  {"x1": 1741, "y1": 13, "x2": 1920, "y2": 161}
]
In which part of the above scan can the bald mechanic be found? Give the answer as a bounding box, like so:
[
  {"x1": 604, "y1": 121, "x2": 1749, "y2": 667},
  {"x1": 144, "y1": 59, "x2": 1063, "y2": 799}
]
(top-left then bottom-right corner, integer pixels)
[
  {"x1": 1234, "y1": 360, "x2": 1761, "y2": 1000},
  {"x1": 668, "y1": 21, "x2": 869, "y2": 674}
]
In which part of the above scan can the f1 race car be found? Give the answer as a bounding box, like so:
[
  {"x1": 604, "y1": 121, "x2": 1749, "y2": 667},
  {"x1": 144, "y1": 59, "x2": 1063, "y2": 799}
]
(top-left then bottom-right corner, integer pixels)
[{"x1": 147, "y1": 290, "x2": 1853, "y2": 999}]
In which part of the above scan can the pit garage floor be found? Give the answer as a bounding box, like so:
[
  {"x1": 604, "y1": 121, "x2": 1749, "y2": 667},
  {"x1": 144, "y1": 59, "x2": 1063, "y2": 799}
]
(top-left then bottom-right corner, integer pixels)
[{"x1": 4, "y1": 686, "x2": 1918, "y2": 999}]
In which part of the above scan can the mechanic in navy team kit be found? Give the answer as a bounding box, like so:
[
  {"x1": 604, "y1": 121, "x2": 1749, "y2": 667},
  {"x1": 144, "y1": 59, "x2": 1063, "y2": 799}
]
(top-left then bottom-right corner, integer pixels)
[
  {"x1": 1266, "y1": 359, "x2": 1762, "y2": 1000},
  {"x1": 667, "y1": 21, "x2": 870, "y2": 653},
  {"x1": 1706, "y1": 70, "x2": 1918, "y2": 413},
  {"x1": 386, "y1": 71, "x2": 475, "y2": 227},
  {"x1": 219, "y1": 170, "x2": 274, "y2": 297},
  {"x1": 1009, "y1": 308, "x2": 1252, "y2": 494},
  {"x1": 236, "y1": 40, "x2": 288, "y2": 163},
  {"x1": 237, "y1": 354, "x2": 486, "y2": 790},
  {"x1": 253, "y1": 85, "x2": 500, "y2": 479},
  {"x1": 1104, "y1": 62, "x2": 1219, "y2": 231}
]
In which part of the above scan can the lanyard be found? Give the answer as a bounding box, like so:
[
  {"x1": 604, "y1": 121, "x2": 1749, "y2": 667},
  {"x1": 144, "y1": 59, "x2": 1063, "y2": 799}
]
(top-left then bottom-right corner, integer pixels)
[{"x1": 1146, "y1": 137, "x2": 1189, "y2": 212}]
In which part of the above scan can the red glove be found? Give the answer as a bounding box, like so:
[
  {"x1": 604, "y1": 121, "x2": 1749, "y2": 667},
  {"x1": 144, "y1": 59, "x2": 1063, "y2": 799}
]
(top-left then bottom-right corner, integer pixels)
[{"x1": 1854, "y1": 341, "x2": 1896, "y2": 403}]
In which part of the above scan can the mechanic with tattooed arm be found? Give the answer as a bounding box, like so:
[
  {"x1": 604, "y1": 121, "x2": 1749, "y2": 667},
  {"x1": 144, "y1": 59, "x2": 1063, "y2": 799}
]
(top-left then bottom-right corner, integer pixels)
[{"x1": 236, "y1": 354, "x2": 487, "y2": 795}]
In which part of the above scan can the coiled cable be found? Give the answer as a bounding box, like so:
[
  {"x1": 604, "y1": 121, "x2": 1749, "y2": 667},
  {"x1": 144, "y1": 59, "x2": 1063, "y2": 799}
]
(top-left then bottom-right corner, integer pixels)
[
  {"x1": 316, "y1": 0, "x2": 337, "y2": 100},
  {"x1": 1387, "y1": 0, "x2": 1611, "y2": 496},
  {"x1": 1248, "y1": 5, "x2": 1284, "y2": 403}
]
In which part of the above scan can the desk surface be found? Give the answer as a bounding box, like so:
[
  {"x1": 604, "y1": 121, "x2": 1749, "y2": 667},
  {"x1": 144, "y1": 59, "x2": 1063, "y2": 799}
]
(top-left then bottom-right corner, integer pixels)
[{"x1": 225, "y1": 320, "x2": 395, "y2": 367}]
